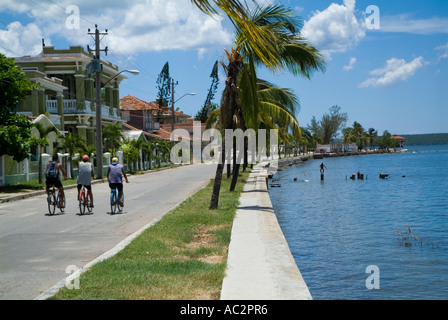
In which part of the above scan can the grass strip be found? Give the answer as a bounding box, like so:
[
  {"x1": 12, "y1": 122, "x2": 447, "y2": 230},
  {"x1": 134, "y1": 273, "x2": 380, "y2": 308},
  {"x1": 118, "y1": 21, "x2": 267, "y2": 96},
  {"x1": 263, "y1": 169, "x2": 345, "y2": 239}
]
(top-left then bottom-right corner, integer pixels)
[{"x1": 50, "y1": 168, "x2": 250, "y2": 300}]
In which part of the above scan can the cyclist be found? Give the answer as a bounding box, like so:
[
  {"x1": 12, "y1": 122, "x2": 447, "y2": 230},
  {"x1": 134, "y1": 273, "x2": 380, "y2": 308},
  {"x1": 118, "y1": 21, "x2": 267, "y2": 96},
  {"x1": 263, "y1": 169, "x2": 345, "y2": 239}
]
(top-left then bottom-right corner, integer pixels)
[
  {"x1": 45, "y1": 154, "x2": 67, "y2": 208},
  {"x1": 77, "y1": 155, "x2": 95, "y2": 207},
  {"x1": 107, "y1": 157, "x2": 129, "y2": 205}
]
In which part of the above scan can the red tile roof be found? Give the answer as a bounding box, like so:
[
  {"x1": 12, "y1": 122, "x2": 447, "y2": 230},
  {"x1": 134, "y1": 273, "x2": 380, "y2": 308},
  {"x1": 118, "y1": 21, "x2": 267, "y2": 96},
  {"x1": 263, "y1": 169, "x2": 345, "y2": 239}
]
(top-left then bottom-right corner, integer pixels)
[
  {"x1": 119, "y1": 94, "x2": 190, "y2": 117},
  {"x1": 392, "y1": 134, "x2": 405, "y2": 141}
]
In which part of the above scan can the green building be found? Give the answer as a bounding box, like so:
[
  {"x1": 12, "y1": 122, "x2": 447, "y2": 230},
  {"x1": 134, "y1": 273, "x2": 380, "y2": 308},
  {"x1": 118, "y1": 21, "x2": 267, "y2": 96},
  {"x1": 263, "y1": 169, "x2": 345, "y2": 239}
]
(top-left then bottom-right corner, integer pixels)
[
  {"x1": 1, "y1": 45, "x2": 129, "y2": 186},
  {"x1": 13, "y1": 45, "x2": 126, "y2": 145}
]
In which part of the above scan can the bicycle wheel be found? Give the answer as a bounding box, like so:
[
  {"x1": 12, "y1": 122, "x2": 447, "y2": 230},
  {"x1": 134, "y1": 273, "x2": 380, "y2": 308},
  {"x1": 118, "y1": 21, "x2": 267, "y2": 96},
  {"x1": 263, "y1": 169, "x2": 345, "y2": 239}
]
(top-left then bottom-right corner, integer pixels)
[
  {"x1": 48, "y1": 192, "x2": 56, "y2": 215},
  {"x1": 86, "y1": 190, "x2": 92, "y2": 213},
  {"x1": 79, "y1": 190, "x2": 86, "y2": 215},
  {"x1": 118, "y1": 193, "x2": 124, "y2": 213},
  {"x1": 110, "y1": 189, "x2": 117, "y2": 214},
  {"x1": 57, "y1": 191, "x2": 65, "y2": 213}
]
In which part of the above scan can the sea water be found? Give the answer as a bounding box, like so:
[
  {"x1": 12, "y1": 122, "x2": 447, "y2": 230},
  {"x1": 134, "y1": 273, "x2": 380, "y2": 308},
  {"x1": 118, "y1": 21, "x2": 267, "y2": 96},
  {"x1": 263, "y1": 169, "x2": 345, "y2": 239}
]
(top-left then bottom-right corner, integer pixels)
[{"x1": 268, "y1": 145, "x2": 448, "y2": 299}]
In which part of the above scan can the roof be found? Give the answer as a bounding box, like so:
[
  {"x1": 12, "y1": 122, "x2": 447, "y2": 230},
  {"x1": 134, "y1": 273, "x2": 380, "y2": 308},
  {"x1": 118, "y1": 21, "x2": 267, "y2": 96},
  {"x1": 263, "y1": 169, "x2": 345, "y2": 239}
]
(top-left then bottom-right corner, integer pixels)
[
  {"x1": 122, "y1": 122, "x2": 172, "y2": 141},
  {"x1": 120, "y1": 95, "x2": 158, "y2": 111},
  {"x1": 391, "y1": 134, "x2": 406, "y2": 141},
  {"x1": 119, "y1": 94, "x2": 191, "y2": 117}
]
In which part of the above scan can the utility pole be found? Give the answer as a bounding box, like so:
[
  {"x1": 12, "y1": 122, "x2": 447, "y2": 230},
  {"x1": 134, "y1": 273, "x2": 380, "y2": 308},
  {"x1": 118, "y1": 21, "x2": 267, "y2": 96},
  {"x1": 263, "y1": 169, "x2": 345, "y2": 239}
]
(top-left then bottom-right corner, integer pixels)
[
  {"x1": 87, "y1": 25, "x2": 108, "y2": 179},
  {"x1": 171, "y1": 78, "x2": 177, "y2": 134}
]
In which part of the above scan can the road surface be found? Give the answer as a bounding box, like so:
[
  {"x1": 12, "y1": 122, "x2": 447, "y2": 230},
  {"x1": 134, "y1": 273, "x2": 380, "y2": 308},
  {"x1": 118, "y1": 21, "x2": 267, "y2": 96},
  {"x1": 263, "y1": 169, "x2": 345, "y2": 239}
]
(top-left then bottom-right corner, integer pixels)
[{"x1": 0, "y1": 163, "x2": 216, "y2": 300}]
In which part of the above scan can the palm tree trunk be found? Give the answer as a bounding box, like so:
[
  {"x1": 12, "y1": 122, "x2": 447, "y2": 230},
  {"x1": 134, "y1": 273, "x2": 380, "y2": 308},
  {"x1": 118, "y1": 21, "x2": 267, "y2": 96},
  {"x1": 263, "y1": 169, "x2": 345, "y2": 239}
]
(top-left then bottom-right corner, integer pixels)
[
  {"x1": 230, "y1": 108, "x2": 246, "y2": 191},
  {"x1": 38, "y1": 146, "x2": 43, "y2": 184},
  {"x1": 209, "y1": 56, "x2": 240, "y2": 209}
]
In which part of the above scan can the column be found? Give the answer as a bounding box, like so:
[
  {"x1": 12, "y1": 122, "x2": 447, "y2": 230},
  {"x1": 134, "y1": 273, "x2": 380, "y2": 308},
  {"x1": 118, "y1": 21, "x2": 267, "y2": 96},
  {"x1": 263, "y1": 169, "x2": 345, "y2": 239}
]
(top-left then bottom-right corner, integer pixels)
[
  {"x1": 57, "y1": 92, "x2": 65, "y2": 131},
  {"x1": 31, "y1": 89, "x2": 39, "y2": 116},
  {"x1": 85, "y1": 77, "x2": 95, "y2": 112},
  {"x1": 37, "y1": 88, "x2": 45, "y2": 115},
  {"x1": 105, "y1": 85, "x2": 113, "y2": 116},
  {"x1": 113, "y1": 80, "x2": 120, "y2": 118},
  {"x1": 75, "y1": 74, "x2": 86, "y2": 111},
  {"x1": 76, "y1": 125, "x2": 87, "y2": 142}
]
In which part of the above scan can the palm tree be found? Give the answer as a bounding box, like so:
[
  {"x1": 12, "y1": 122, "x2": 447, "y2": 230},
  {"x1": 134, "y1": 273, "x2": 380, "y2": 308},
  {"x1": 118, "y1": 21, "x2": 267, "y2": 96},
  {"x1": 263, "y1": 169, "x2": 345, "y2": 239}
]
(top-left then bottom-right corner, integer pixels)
[
  {"x1": 103, "y1": 124, "x2": 124, "y2": 155},
  {"x1": 367, "y1": 128, "x2": 378, "y2": 150},
  {"x1": 56, "y1": 133, "x2": 86, "y2": 178},
  {"x1": 192, "y1": 1, "x2": 325, "y2": 208},
  {"x1": 32, "y1": 122, "x2": 58, "y2": 184}
]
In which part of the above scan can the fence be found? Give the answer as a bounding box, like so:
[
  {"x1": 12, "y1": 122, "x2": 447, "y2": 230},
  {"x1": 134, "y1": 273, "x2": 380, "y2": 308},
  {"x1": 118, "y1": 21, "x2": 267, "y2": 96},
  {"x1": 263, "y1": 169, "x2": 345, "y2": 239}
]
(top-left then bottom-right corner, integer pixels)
[{"x1": 0, "y1": 151, "x2": 124, "y2": 186}]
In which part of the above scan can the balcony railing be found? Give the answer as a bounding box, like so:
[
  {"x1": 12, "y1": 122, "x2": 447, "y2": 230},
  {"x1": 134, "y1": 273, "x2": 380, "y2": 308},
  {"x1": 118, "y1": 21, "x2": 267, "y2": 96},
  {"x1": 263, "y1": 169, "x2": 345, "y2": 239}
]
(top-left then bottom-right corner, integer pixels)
[
  {"x1": 46, "y1": 99, "x2": 120, "y2": 119},
  {"x1": 143, "y1": 121, "x2": 160, "y2": 132}
]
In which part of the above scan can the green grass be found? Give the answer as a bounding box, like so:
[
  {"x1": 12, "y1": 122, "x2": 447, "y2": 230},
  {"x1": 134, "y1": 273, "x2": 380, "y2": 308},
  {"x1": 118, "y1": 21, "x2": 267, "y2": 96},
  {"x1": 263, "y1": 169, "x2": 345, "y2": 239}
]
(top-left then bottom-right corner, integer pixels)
[
  {"x1": 51, "y1": 168, "x2": 250, "y2": 300},
  {"x1": 0, "y1": 178, "x2": 78, "y2": 194}
]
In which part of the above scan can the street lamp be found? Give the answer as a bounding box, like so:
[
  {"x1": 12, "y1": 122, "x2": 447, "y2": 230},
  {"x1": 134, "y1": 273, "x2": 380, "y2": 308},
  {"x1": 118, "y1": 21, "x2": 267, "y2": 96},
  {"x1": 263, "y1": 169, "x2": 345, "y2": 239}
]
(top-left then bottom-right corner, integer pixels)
[
  {"x1": 95, "y1": 69, "x2": 139, "y2": 179},
  {"x1": 171, "y1": 88, "x2": 196, "y2": 133}
]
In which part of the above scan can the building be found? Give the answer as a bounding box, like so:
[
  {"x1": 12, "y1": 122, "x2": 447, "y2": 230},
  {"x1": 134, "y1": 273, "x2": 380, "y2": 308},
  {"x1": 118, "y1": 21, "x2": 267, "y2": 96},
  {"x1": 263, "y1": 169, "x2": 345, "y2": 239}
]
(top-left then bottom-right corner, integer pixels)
[
  {"x1": 391, "y1": 134, "x2": 406, "y2": 148},
  {"x1": 120, "y1": 94, "x2": 191, "y2": 135},
  {"x1": 13, "y1": 45, "x2": 126, "y2": 145},
  {"x1": 1, "y1": 45, "x2": 129, "y2": 186}
]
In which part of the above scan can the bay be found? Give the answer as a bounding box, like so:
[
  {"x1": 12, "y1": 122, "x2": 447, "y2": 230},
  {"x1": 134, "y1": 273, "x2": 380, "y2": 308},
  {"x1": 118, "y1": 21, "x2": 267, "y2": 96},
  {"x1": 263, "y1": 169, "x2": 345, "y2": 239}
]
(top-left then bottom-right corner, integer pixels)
[{"x1": 269, "y1": 145, "x2": 448, "y2": 300}]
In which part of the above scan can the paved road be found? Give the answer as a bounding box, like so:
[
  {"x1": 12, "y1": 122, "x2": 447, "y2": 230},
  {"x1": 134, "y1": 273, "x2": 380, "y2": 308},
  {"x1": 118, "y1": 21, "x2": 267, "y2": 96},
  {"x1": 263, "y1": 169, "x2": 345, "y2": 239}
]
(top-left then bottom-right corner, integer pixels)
[{"x1": 0, "y1": 163, "x2": 216, "y2": 300}]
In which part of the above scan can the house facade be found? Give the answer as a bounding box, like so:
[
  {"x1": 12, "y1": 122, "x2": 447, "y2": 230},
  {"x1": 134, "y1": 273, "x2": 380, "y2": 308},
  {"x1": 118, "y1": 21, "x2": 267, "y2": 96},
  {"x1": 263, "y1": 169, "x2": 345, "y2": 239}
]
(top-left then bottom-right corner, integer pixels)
[
  {"x1": 13, "y1": 45, "x2": 126, "y2": 145},
  {"x1": 1, "y1": 45, "x2": 128, "y2": 186}
]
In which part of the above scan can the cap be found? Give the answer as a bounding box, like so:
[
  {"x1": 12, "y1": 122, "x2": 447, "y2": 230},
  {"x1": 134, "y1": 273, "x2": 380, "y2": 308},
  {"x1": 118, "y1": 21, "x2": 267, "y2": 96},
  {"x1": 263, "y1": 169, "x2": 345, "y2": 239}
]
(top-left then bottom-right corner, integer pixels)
[
  {"x1": 112, "y1": 157, "x2": 118, "y2": 163},
  {"x1": 82, "y1": 155, "x2": 89, "y2": 161}
]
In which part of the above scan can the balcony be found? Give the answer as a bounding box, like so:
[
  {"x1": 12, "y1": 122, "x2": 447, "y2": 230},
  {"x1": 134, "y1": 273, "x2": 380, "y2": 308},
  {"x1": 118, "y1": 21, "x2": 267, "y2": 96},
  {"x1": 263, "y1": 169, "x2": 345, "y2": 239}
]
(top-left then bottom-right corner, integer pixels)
[
  {"x1": 46, "y1": 99, "x2": 120, "y2": 119},
  {"x1": 143, "y1": 121, "x2": 160, "y2": 132}
]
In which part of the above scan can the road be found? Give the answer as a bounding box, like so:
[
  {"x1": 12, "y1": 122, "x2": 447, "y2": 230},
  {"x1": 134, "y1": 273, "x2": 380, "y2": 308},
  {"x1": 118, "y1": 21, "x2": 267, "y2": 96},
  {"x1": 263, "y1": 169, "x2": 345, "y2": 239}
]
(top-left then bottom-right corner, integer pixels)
[{"x1": 0, "y1": 163, "x2": 216, "y2": 300}]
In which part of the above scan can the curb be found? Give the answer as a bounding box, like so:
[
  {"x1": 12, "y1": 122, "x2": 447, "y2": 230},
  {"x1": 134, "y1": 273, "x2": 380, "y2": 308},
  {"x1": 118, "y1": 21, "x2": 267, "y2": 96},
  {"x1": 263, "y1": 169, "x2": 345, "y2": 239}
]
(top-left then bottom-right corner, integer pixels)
[{"x1": 220, "y1": 159, "x2": 312, "y2": 300}]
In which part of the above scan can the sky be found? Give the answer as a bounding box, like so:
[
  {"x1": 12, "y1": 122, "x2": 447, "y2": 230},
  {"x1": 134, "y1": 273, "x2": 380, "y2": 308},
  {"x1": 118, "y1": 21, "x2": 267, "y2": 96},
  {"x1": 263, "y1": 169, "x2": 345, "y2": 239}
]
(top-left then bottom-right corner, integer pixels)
[{"x1": 1, "y1": 0, "x2": 447, "y2": 135}]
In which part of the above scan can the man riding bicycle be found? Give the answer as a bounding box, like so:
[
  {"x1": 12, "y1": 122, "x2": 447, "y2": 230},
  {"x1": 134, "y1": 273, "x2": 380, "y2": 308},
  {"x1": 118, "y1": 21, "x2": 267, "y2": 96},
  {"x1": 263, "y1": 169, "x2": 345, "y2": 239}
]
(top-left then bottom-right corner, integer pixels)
[
  {"x1": 107, "y1": 157, "x2": 129, "y2": 205},
  {"x1": 45, "y1": 154, "x2": 67, "y2": 207},
  {"x1": 77, "y1": 155, "x2": 95, "y2": 207}
]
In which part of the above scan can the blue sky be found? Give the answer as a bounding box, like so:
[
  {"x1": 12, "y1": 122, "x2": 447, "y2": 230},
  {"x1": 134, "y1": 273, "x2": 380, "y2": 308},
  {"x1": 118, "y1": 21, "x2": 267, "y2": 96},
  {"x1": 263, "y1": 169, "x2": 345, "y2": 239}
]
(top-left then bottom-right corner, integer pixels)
[{"x1": 1, "y1": 0, "x2": 447, "y2": 135}]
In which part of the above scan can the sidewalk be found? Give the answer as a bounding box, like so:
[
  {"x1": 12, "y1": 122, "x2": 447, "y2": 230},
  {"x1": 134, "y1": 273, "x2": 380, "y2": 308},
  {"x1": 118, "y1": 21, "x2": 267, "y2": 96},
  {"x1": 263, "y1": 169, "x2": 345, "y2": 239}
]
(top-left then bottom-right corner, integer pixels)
[{"x1": 220, "y1": 160, "x2": 312, "y2": 300}]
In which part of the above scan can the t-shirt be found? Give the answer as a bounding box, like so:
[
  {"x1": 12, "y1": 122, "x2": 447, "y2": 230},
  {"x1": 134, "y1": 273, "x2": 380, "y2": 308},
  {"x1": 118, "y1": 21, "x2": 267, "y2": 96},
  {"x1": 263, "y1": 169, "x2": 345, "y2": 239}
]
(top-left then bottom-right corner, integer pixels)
[
  {"x1": 108, "y1": 164, "x2": 123, "y2": 184},
  {"x1": 77, "y1": 161, "x2": 92, "y2": 185}
]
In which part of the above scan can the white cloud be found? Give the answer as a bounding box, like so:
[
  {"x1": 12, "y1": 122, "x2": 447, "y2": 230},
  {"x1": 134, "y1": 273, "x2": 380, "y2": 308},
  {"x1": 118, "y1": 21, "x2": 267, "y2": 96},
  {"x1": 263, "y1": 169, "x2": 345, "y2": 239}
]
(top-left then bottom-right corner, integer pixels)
[
  {"x1": 435, "y1": 42, "x2": 448, "y2": 62},
  {"x1": 343, "y1": 57, "x2": 357, "y2": 71},
  {"x1": 0, "y1": 0, "x2": 233, "y2": 57},
  {"x1": 0, "y1": 21, "x2": 45, "y2": 56},
  {"x1": 359, "y1": 57, "x2": 427, "y2": 88},
  {"x1": 380, "y1": 14, "x2": 448, "y2": 35},
  {"x1": 301, "y1": 0, "x2": 365, "y2": 58}
]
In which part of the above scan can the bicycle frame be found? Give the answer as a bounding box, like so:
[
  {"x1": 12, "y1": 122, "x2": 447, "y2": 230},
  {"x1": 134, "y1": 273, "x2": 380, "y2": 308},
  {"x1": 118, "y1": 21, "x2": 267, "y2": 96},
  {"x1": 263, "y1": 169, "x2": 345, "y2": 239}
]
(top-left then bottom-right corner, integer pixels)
[
  {"x1": 47, "y1": 186, "x2": 65, "y2": 215},
  {"x1": 110, "y1": 187, "x2": 123, "y2": 214},
  {"x1": 79, "y1": 186, "x2": 92, "y2": 215}
]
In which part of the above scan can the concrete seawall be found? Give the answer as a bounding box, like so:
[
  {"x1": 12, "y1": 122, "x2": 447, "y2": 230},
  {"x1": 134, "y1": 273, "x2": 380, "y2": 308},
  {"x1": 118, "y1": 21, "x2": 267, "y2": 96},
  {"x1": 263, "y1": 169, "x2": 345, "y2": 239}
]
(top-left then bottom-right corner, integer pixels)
[{"x1": 220, "y1": 157, "x2": 312, "y2": 300}]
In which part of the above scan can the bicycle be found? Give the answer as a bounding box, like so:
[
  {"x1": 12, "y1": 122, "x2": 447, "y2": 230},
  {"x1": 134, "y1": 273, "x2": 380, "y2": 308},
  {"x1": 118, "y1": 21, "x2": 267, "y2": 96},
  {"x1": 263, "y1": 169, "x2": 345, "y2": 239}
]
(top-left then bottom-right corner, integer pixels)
[
  {"x1": 110, "y1": 186, "x2": 124, "y2": 214},
  {"x1": 47, "y1": 185, "x2": 65, "y2": 215},
  {"x1": 78, "y1": 185, "x2": 93, "y2": 215}
]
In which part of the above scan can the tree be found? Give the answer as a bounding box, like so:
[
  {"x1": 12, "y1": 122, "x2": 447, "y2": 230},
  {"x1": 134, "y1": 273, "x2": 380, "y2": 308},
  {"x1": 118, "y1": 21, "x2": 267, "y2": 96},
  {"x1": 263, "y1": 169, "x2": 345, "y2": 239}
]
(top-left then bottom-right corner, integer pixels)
[
  {"x1": 0, "y1": 54, "x2": 37, "y2": 110},
  {"x1": 367, "y1": 128, "x2": 378, "y2": 149},
  {"x1": 195, "y1": 60, "x2": 220, "y2": 123},
  {"x1": 103, "y1": 123, "x2": 124, "y2": 155},
  {"x1": 377, "y1": 130, "x2": 398, "y2": 150},
  {"x1": 33, "y1": 122, "x2": 58, "y2": 184},
  {"x1": 56, "y1": 133, "x2": 86, "y2": 178},
  {"x1": 122, "y1": 138, "x2": 140, "y2": 172},
  {"x1": 0, "y1": 114, "x2": 36, "y2": 162},
  {"x1": 191, "y1": 2, "x2": 325, "y2": 208},
  {"x1": 0, "y1": 54, "x2": 39, "y2": 162},
  {"x1": 156, "y1": 62, "x2": 171, "y2": 110},
  {"x1": 308, "y1": 105, "x2": 348, "y2": 144}
]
